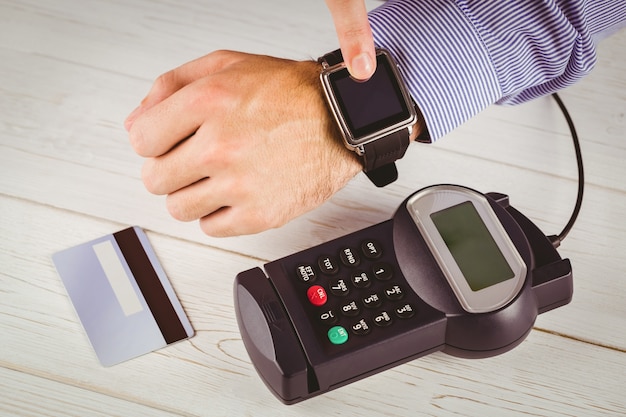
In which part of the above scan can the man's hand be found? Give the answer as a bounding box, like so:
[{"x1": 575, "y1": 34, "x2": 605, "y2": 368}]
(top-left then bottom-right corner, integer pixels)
[
  {"x1": 125, "y1": 51, "x2": 361, "y2": 237},
  {"x1": 325, "y1": 0, "x2": 376, "y2": 80}
]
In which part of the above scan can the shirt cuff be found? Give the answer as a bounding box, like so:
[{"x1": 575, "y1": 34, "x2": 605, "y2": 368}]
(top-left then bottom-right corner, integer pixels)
[{"x1": 369, "y1": 0, "x2": 501, "y2": 141}]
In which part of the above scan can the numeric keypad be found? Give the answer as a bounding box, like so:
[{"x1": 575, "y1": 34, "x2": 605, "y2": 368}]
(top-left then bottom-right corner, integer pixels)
[{"x1": 298, "y1": 239, "x2": 417, "y2": 347}]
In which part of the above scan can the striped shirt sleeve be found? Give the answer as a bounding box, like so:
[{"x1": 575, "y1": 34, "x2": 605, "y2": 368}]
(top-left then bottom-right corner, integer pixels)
[{"x1": 368, "y1": 0, "x2": 626, "y2": 141}]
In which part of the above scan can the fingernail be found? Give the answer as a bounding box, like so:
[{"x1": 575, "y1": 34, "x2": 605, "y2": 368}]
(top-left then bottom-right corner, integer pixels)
[{"x1": 350, "y1": 53, "x2": 375, "y2": 81}]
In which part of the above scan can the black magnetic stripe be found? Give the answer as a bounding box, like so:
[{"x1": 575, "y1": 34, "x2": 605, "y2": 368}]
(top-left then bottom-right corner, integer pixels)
[{"x1": 113, "y1": 227, "x2": 187, "y2": 344}]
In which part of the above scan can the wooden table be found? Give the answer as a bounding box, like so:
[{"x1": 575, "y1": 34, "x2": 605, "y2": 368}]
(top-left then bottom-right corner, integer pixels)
[{"x1": 2, "y1": 1, "x2": 624, "y2": 415}]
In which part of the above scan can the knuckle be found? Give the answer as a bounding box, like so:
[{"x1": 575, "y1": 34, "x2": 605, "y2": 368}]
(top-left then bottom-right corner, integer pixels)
[
  {"x1": 153, "y1": 70, "x2": 179, "y2": 94},
  {"x1": 246, "y1": 205, "x2": 285, "y2": 233},
  {"x1": 182, "y1": 79, "x2": 231, "y2": 119},
  {"x1": 209, "y1": 49, "x2": 231, "y2": 61},
  {"x1": 200, "y1": 78, "x2": 235, "y2": 107},
  {"x1": 129, "y1": 126, "x2": 151, "y2": 157},
  {"x1": 343, "y1": 25, "x2": 370, "y2": 39},
  {"x1": 187, "y1": 86, "x2": 212, "y2": 111},
  {"x1": 199, "y1": 218, "x2": 227, "y2": 237},
  {"x1": 208, "y1": 49, "x2": 241, "y2": 67},
  {"x1": 165, "y1": 194, "x2": 193, "y2": 222},
  {"x1": 140, "y1": 160, "x2": 163, "y2": 194}
]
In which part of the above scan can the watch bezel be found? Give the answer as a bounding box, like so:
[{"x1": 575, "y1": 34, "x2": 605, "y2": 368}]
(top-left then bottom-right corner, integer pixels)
[{"x1": 320, "y1": 48, "x2": 417, "y2": 152}]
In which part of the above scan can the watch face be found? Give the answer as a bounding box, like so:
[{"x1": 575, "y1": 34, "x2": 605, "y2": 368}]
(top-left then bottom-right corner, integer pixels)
[{"x1": 326, "y1": 51, "x2": 414, "y2": 145}]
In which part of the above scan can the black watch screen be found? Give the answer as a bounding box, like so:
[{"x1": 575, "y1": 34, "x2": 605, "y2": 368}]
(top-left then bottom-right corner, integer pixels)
[{"x1": 327, "y1": 53, "x2": 413, "y2": 143}]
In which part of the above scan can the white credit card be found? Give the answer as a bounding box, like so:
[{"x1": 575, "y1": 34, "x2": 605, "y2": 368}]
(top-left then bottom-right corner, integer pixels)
[{"x1": 52, "y1": 226, "x2": 194, "y2": 366}]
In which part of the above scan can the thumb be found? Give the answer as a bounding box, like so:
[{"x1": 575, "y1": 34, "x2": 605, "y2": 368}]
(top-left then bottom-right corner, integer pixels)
[{"x1": 325, "y1": 0, "x2": 376, "y2": 80}]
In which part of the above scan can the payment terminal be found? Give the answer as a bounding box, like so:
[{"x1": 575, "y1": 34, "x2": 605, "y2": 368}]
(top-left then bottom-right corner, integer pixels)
[{"x1": 234, "y1": 184, "x2": 573, "y2": 404}]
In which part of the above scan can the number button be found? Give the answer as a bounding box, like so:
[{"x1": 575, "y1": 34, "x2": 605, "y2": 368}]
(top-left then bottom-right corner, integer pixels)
[
  {"x1": 296, "y1": 264, "x2": 316, "y2": 283},
  {"x1": 373, "y1": 311, "x2": 393, "y2": 327},
  {"x1": 362, "y1": 293, "x2": 382, "y2": 309},
  {"x1": 318, "y1": 255, "x2": 339, "y2": 275},
  {"x1": 329, "y1": 278, "x2": 350, "y2": 296},
  {"x1": 384, "y1": 285, "x2": 404, "y2": 300},
  {"x1": 319, "y1": 309, "x2": 338, "y2": 325},
  {"x1": 351, "y1": 318, "x2": 371, "y2": 336},
  {"x1": 340, "y1": 301, "x2": 360, "y2": 317},
  {"x1": 395, "y1": 303, "x2": 416, "y2": 319},
  {"x1": 361, "y1": 239, "x2": 382, "y2": 259},
  {"x1": 372, "y1": 262, "x2": 393, "y2": 281},
  {"x1": 339, "y1": 247, "x2": 360, "y2": 267},
  {"x1": 327, "y1": 326, "x2": 349, "y2": 345},
  {"x1": 351, "y1": 271, "x2": 371, "y2": 288},
  {"x1": 307, "y1": 285, "x2": 328, "y2": 306}
]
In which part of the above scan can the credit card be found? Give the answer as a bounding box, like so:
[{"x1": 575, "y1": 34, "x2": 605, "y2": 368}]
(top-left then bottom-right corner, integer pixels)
[{"x1": 52, "y1": 226, "x2": 194, "y2": 366}]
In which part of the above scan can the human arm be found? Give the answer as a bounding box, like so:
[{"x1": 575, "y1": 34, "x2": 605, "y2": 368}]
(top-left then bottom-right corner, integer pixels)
[{"x1": 368, "y1": 0, "x2": 626, "y2": 141}]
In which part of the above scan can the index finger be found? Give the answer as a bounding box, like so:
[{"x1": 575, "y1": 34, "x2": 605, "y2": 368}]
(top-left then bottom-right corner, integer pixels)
[{"x1": 324, "y1": 0, "x2": 376, "y2": 80}]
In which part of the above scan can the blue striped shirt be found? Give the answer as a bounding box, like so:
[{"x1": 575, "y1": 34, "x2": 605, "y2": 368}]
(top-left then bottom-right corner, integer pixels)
[{"x1": 369, "y1": 0, "x2": 626, "y2": 140}]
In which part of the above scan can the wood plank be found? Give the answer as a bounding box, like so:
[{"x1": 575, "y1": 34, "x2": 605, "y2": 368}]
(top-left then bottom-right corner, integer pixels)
[{"x1": 0, "y1": 368, "x2": 181, "y2": 417}]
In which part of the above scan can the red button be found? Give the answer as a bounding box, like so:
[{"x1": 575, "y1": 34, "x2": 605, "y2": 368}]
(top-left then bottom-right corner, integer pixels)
[{"x1": 307, "y1": 285, "x2": 327, "y2": 306}]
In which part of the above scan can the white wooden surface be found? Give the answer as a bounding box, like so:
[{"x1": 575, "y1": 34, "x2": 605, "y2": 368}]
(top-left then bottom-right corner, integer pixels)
[{"x1": 1, "y1": 1, "x2": 625, "y2": 416}]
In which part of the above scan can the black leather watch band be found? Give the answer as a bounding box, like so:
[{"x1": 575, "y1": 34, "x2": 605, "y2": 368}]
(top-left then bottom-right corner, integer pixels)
[
  {"x1": 320, "y1": 49, "x2": 411, "y2": 187},
  {"x1": 319, "y1": 48, "x2": 344, "y2": 66},
  {"x1": 362, "y1": 129, "x2": 410, "y2": 187}
]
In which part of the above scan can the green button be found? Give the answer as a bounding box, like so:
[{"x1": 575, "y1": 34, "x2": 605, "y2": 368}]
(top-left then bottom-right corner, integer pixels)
[{"x1": 327, "y1": 326, "x2": 349, "y2": 345}]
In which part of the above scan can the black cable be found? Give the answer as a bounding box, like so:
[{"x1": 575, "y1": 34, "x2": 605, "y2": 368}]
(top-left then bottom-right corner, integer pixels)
[{"x1": 548, "y1": 93, "x2": 585, "y2": 248}]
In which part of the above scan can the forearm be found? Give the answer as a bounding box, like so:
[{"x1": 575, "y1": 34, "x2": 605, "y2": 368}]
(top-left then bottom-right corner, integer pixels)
[{"x1": 369, "y1": 0, "x2": 626, "y2": 141}]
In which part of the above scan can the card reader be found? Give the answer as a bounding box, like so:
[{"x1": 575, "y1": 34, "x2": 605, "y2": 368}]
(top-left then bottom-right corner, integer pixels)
[{"x1": 234, "y1": 184, "x2": 573, "y2": 404}]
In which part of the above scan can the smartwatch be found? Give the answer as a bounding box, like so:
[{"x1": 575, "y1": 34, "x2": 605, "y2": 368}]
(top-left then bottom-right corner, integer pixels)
[{"x1": 319, "y1": 48, "x2": 424, "y2": 187}]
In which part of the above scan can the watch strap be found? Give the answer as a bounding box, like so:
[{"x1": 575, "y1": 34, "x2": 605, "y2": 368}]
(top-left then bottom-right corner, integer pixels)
[
  {"x1": 319, "y1": 48, "x2": 344, "y2": 67},
  {"x1": 362, "y1": 129, "x2": 410, "y2": 187},
  {"x1": 364, "y1": 164, "x2": 398, "y2": 187}
]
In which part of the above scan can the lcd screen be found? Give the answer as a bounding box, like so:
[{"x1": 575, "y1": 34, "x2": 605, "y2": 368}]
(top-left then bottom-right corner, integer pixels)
[
  {"x1": 329, "y1": 55, "x2": 410, "y2": 139},
  {"x1": 430, "y1": 201, "x2": 515, "y2": 291}
]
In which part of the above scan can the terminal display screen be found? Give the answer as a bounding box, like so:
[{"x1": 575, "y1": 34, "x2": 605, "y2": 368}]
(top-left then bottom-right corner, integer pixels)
[{"x1": 430, "y1": 201, "x2": 515, "y2": 291}]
